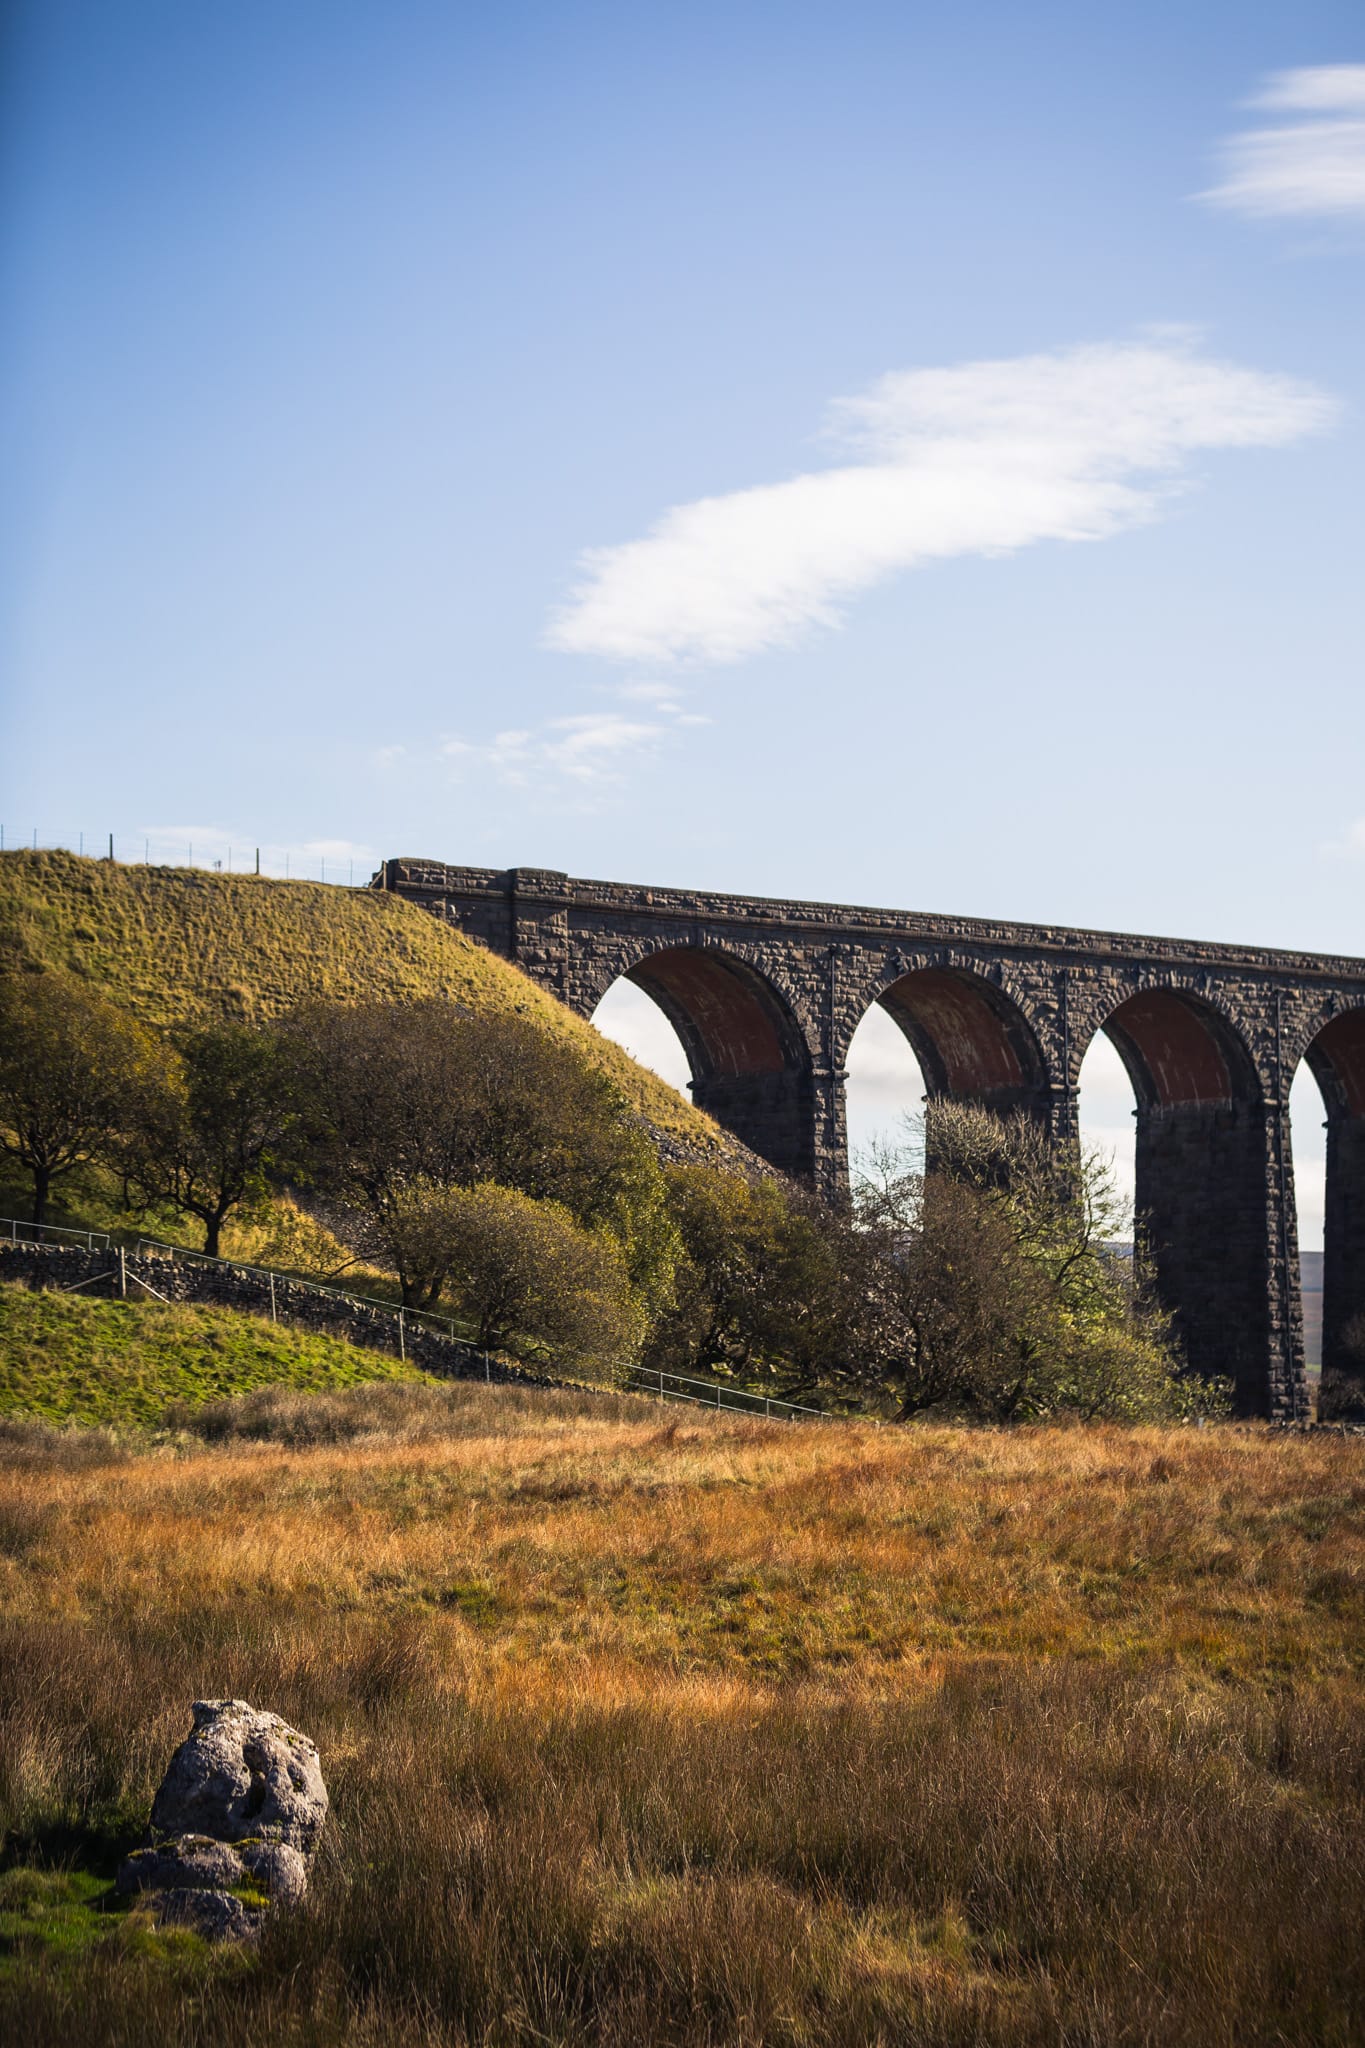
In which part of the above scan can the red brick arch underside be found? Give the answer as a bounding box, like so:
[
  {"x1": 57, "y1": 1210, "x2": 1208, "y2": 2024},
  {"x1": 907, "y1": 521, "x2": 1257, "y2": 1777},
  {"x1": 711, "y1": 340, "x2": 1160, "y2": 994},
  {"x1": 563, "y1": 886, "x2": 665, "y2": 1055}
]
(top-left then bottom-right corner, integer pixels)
[
  {"x1": 875, "y1": 968, "x2": 1045, "y2": 1103},
  {"x1": 1303, "y1": 1007, "x2": 1365, "y2": 1119},
  {"x1": 1100, "y1": 990, "x2": 1260, "y2": 1108},
  {"x1": 622, "y1": 948, "x2": 809, "y2": 1083}
]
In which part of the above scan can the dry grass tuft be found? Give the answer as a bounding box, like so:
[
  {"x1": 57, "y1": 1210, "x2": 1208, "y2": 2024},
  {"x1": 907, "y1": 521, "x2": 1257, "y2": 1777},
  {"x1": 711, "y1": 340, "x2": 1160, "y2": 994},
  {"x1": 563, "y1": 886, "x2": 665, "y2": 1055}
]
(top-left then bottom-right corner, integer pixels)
[{"x1": 2, "y1": 1400, "x2": 1362, "y2": 2042}]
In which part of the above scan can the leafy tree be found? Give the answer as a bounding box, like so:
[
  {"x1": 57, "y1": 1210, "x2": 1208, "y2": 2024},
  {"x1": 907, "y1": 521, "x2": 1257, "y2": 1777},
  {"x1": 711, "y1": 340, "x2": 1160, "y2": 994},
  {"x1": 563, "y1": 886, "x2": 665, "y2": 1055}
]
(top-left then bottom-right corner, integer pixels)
[
  {"x1": 0, "y1": 971, "x2": 159, "y2": 1224},
  {"x1": 850, "y1": 1102, "x2": 1224, "y2": 1421},
  {"x1": 391, "y1": 1180, "x2": 643, "y2": 1370},
  {"x1": 121, "y1": 1022, "x2": 305, "y2": 1257},
  {"x1": 290, "y1": 1001, "x2": 677, "y2": 1308},
  {"x1": 646, "y1": 1165, "x2": 845, "y2": 1384}
]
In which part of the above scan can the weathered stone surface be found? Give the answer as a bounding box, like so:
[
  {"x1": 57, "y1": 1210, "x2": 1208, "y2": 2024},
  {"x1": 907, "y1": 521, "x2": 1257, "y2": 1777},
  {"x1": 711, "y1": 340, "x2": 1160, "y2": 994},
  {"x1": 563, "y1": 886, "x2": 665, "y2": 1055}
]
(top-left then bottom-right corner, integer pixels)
[
  {"x1": 147, "y1": 1886, "x2": 259, "y2": 1943},
  {"x1": 117, "y1": 1701, "x2": 327, "y2": 1945},
  {"x1": 118, "y1": 1833, "x2": 246, "y2": 1896},
  {"x1": 150, "y1": 1699, "x2": 328, "y2": 1857},
  {"x1": 375, "y1": 855, "x2": 1365, "y2": 1421},
  {"x1": 117, "y1": 1832, "x2": 309, "y2": 1910},
  {"x1": 239, "y1": 1838, "x2": 309, "y2": 1907}
]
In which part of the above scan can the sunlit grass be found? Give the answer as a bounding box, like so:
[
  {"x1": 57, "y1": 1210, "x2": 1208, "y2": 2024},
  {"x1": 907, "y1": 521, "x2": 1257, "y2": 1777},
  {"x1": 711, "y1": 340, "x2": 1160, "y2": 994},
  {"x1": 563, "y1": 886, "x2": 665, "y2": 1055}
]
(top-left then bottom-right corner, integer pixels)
[
  {"x1": 0, "y1": 1289, "x2": 418, "y2": 1428},
  {"x1": 0, "y1": 849, "x2": 732, "y2": 1161},
  {"x1": 1, "y1": 1389, "x2": 1362, "y2": 2041}
]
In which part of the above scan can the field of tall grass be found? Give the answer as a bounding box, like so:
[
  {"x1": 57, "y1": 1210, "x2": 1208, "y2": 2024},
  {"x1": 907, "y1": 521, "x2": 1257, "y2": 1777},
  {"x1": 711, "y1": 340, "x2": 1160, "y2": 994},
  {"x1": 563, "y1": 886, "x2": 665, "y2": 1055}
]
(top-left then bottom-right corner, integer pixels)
[{"x1": 2, "y1": 1386, "x2": 1362, "y2": 2044}]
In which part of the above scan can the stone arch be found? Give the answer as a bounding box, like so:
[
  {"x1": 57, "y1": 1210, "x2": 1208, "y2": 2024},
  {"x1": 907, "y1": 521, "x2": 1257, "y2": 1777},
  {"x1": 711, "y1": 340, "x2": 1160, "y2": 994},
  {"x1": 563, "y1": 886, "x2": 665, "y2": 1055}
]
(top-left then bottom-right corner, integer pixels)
[
  {"x1": 621, "y1": 944, "x2": 812, "y2": 1088},
  {"x1": 1081, "y1": 986, "x2": 1282, "y2": 1414},
  {"x1": 593, "y1": 940, "x2": 819, "y2": 1180},
  {"x1": 1088, "y1": 985, "x2": 1264, "y2": 1110},
  {"x1": 860, "y1": 959, "x2": 1050, "y2": 1114},
  {"x1": 1298, "y1": 1003, "x2": 1365, "y2": 1120}
]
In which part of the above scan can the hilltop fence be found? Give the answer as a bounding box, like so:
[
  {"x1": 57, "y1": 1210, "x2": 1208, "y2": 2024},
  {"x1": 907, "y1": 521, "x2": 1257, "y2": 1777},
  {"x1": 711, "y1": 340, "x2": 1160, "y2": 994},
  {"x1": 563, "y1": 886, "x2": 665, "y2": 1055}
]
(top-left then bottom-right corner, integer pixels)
[{"x1": 0, "y1": 830, "x2": 369, "y2": 888}]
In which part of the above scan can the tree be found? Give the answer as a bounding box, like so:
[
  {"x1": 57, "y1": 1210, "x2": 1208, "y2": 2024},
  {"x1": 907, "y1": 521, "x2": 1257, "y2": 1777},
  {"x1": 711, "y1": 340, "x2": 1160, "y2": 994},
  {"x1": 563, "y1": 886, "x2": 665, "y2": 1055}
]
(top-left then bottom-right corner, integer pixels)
[
  {"x1": 1320, "y1": 1312, "x2": 1365, "y2": 1424},
  {"x1": 849, "y1": 1103, "x2": 1223, "y2": 1421},
  {"x1": 122, "y1": 1022, "x2": 305, "y2": 1257},
  {"x1": 289, "y1": 1001, "x2": 677, "y2": 1309},
  {"x1": 391, "y1": 1180, "x2": 643, "y2": 1370},
  {"x1": 645, "y1": 1165, "x2": 846, "y2": 1385},
  {"x1": 0, "y1": 971, "x2": 159, "y2": 1224}
]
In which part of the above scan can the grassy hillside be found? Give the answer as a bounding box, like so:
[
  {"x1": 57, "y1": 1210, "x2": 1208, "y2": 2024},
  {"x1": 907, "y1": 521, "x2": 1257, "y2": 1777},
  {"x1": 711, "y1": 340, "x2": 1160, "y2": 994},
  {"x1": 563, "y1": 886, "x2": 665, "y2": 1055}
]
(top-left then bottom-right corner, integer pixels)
[
  {"x1": 0, "y1": 850, "x2": 731, "y2": 1160},
  {"x1": 0, "y1": 1287, "x2": 416, "y2": 1428},
  {"x1": 0, "y1": 1400, "x2": 1361, "y2": 2041}
]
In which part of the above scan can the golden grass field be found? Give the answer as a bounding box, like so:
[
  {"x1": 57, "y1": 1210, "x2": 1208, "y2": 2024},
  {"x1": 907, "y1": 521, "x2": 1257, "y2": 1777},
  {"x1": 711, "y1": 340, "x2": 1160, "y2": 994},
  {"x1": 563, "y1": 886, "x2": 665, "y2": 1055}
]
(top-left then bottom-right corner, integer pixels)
[{"x1": 2, "y1": 1384, "x2": 1363, "y2": 2044}]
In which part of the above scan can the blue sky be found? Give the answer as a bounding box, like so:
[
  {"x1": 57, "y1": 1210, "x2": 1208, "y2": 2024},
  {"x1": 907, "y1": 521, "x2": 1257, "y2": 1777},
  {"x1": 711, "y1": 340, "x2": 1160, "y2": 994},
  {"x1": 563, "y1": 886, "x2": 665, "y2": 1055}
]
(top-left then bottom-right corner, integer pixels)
[{"x1": 4, "y1": 2, "x2": 1362, "y2": 1241}]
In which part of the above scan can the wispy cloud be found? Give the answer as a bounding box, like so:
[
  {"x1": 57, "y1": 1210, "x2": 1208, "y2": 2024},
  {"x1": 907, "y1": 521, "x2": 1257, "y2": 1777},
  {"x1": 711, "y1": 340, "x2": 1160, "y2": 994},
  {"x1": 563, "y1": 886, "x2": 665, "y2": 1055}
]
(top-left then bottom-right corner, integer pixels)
[
  {"x1": 437, "y1": 697, "x2": 700, "y2": 806},
  {"x1": 1322, "y1": 817, "x2": 1365, "y2": 859},
  {"x1": 544, "y1": 335, "x2": 1333, "y2": 665},
  {"x1": 1200, "y1": 66, "x2": 1365, "y2": 220}
]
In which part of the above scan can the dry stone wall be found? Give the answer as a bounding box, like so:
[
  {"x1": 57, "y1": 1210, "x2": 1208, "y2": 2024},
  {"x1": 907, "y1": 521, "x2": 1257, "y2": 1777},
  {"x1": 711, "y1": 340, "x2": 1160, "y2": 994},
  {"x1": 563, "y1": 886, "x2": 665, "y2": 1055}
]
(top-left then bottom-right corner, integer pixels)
[{"x1": 0, "y1": 1241, "x2": 553, "y2": 1388}]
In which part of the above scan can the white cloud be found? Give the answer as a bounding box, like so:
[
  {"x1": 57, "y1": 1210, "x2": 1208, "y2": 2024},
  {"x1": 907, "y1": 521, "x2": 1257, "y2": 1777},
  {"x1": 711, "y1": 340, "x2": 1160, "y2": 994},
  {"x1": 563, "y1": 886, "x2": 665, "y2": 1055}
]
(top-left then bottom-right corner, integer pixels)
[
  {"x1": 1322, "y1": 817, "x2": 1365, "y2": 858},
  {"x1": 545, "y1": 336, "x2": 1333, "y2": 665},
  {"x1": 439, "y1": 703, "x2": 697, "y2": 804},
  {"x1": 1201, "y1": 65, "x2": 1365, "y2": 219}
]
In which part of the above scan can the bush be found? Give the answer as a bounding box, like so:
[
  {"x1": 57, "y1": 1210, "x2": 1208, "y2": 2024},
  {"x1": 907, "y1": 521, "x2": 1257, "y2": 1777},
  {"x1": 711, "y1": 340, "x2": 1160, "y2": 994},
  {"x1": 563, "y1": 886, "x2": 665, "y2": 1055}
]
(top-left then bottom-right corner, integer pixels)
[
  {"x1": 851, "y1": 1103, "x2": 1227, "y2": 1422},
  {"x1": 645, "y1": 1165, "x2": 845, "y2": 1384},
  {"x1": 289, "y1": 1002, "x2": 678, "y2": 1311},
  {"x1": 394, "y1": 1181, "x2": 645, "y2": 1374}
]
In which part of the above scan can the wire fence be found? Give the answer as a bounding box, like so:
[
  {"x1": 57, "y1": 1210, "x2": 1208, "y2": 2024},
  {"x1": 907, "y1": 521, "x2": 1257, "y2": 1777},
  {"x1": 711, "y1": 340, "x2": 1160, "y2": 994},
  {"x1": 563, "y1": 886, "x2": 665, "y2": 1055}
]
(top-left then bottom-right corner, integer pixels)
[
  {"x1": 622, "y1": 1363, "x2": 837, "y2": 1423},
  {"x1": 0, "y1": 828, "x2": 373, "y2": 888},
  {"x1": 2, "y1": 1217, "x2": 847, "y2": 1423},
  {"x1": 129, "y1": 1234, "x2": 469, "y2": 1344},
  {"x1": 2, "y1": 1215, "x2": 111, "y2": 1251}
]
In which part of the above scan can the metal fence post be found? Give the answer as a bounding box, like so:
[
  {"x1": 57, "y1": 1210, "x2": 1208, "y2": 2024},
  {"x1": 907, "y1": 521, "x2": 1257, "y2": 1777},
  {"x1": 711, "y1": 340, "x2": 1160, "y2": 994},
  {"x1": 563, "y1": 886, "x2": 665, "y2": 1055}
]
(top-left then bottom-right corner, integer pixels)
[
  {"x1": 484, "y1": 1351, "x2": 490, "y2": 1383},
  {"x1": 269, "y1": 1272, "x2": 276, "y2": 1323},
  {"x1": 118, "y1": 1247, "x2": 127, "y2": 1300},
  {"x1": 397, "y1": 1308, "x2": 405, "y2": 1361}
]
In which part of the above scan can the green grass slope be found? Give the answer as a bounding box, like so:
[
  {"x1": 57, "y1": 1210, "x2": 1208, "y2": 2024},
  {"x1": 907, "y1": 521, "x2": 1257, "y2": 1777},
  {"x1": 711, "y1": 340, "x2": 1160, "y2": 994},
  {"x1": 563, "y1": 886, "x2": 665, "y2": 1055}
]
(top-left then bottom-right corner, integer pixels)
[
  {"x1": 0, "y1": 1285, "x2": 417, "y2": 1428},
  {"x1": 0, "y1": 851, "x2": 730, "y2": 1160}
]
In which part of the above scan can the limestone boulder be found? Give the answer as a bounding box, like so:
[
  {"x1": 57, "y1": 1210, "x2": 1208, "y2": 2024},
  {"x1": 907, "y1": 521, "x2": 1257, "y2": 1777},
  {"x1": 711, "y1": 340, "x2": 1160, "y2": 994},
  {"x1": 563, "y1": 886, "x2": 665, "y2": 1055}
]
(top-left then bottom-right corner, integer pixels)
[
  {"x1": 151, "y1": 1887, "x2": 259, "y2": 1943},
  {"x1": 239, "y1": 1838, "x2": 309, "y2": 1907},
  {"x1": 117, "y1": 1834, "x2": 245, "y2": 1897},
  {"x1": 118, "y1": 1832, "x2": 309, "y2": 1910},
  {"x1": 149, "y1": 1699, "x2": 328, "y2": 1857}
]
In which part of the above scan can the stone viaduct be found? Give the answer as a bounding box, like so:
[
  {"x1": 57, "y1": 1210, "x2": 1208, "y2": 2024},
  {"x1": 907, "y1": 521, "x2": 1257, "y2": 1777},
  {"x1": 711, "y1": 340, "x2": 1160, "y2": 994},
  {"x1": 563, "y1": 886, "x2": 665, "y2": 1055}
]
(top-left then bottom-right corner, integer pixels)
[{"x1": 374, "y1": 857, "x2": 1365, "y2": 1422}]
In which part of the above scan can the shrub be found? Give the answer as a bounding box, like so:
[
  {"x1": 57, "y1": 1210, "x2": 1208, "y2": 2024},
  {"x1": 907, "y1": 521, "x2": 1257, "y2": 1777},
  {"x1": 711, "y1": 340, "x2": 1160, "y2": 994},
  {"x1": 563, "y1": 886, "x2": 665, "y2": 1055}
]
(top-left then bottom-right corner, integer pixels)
[
  {"x1": 289, "y1": 1002, "x2": 678, "y2": 1311},
  {"x1": 397, "y1": 1181, "x2": 645, "y2": 1373},
  {"x1": 646, "y1": 1165, "x2": 845, "y2": 1384}
]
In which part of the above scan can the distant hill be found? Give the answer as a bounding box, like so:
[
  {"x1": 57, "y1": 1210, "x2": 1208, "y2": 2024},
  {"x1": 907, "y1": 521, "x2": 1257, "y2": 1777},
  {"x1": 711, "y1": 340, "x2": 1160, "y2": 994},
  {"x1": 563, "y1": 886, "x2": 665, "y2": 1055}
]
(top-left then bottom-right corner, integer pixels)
[
  {"x1": 0, "y1": 851, "x2": 734, "y2": 1164},
  {"x1": 1302, "y1": 1250, "x2": 1323, "y2": 1370}
]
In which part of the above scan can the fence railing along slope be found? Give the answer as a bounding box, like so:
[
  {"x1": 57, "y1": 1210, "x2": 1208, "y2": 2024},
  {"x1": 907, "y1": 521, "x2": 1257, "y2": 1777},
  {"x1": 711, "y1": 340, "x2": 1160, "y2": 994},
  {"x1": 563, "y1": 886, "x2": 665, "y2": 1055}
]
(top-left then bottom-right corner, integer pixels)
[{"x1": 0, "y1": 1220, "x2": 838, "y2": 1421}]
